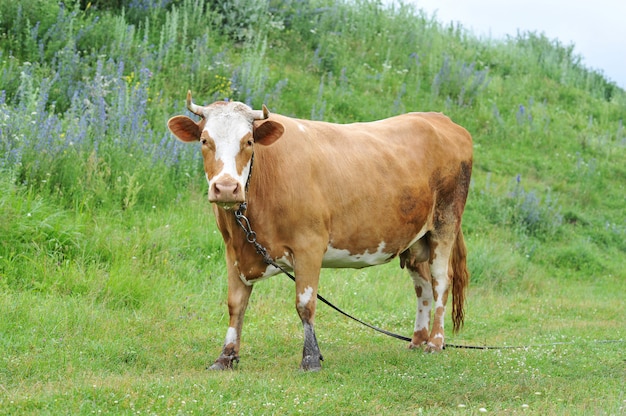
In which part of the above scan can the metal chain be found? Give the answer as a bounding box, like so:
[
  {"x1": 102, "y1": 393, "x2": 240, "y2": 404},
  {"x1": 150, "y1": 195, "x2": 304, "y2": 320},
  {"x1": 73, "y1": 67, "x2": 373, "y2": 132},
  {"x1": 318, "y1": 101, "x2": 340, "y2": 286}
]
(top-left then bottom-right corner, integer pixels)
[
  {"x1": 232, "y1": 202, "x2": 625, "y2": 350},
  {"x1": 234, "y1": 202, "x2": 275, "y2": 265}
]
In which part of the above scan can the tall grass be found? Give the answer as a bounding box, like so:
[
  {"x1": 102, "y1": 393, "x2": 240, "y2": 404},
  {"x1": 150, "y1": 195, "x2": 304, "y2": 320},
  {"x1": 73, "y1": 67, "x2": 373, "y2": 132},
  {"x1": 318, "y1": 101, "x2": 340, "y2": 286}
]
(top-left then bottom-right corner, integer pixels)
[{"x1": 0, "y1": 0, "x2": 625, "y2": 413}]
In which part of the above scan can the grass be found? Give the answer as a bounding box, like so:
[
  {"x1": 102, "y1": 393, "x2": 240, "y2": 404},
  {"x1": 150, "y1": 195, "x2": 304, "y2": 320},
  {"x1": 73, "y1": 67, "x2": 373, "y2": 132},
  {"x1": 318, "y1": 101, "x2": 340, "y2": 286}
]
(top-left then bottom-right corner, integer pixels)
[
  {"x1": 1, "y1": 0, "x2": 625, "y2": 413},
  {"x1": 2, "y1": 264, "x2": 624, "y2": 414}
]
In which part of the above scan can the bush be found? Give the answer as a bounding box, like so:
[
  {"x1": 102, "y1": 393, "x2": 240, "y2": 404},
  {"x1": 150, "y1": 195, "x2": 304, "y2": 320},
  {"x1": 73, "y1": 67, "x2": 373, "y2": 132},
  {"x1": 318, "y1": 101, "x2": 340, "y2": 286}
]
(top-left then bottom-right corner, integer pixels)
[
  {"x1": 0, "y1": 0, "x2": 61, "y2": 60},
  {"x1": 431, "y1": 56, "x2": 490, "y2": 106},
  {"x1": 508, "y1": 175, "x2": 563, "y2": 238}
]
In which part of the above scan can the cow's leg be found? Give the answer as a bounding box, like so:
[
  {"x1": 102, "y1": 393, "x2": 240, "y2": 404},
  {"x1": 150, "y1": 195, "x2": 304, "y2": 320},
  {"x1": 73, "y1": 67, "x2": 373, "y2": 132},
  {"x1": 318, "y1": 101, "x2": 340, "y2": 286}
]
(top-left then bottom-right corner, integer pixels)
[
  {"x1": 293, "y1": 256, "x2": 324, "y2": 371},
  {"x1": 425, "y1": 235, "x2": 455, "y2": 352},
  {"x1": 296, "y1": 278, "x2": 323, "y2": 371},
  {"x1": 400, "y1": 237, "x2": 433, "y2": 349},
  {"x1": 209, "y1": 261, "x2": 253, "y2": 370},
  {"x1": 408, "y1": 262, "x2": 433, "y2": 348}
]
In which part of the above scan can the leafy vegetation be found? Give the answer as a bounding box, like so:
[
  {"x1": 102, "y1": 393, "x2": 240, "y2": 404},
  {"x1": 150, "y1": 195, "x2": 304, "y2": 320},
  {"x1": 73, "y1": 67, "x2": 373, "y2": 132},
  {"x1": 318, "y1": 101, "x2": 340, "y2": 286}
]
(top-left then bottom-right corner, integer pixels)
[{"x1": 1, "y1": 0, "x2": 624, "y2": 414}]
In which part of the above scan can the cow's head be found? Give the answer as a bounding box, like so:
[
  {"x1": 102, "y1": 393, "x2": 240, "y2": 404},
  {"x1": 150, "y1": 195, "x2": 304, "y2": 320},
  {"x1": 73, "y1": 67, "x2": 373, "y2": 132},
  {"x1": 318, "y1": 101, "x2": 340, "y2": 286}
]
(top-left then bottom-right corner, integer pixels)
[{"x1": 167, "y1": 91, "x2": 284, "y2": 209}]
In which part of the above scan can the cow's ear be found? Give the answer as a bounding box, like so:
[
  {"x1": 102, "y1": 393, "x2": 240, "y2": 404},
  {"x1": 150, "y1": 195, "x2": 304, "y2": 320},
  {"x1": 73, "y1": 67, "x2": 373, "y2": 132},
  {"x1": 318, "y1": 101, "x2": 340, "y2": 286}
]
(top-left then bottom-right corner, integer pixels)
[
  {"x1": 253, "y1": 119, "x2": 284, "y2": 146},
  {"x1": 167, "y1": 116, "x2": 201, "y2": 143}
]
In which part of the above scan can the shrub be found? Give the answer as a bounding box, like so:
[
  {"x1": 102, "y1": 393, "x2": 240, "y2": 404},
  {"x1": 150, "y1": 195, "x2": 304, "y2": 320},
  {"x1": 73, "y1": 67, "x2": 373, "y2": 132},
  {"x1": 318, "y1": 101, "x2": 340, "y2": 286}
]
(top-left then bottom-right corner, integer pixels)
[
  {"x1": 508, "y1": 175, "x2": 563, "y2": 238},
  {"x1": 468, "y1": 174, "x2": 563, "y2": 241},
  {"x1": 210, "y1": 0, "x2": 276, "y2": 42},
  {"x1": 0, "y1": 54, "x2": 198, "y2": 212},
  {"x1": 431, "y1": 56, "x2": 490, "y2": 106},
  {"x1": 0, "y1": 0, "x2": 61, "y2": 60}
]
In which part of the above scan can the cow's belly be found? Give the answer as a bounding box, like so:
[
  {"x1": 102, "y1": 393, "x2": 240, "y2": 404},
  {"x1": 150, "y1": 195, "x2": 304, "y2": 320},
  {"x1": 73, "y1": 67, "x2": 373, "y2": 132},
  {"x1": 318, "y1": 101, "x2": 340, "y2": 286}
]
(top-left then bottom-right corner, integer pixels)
[{"x1": 321, "y1": 242, "x2": 395, "y2": 269}]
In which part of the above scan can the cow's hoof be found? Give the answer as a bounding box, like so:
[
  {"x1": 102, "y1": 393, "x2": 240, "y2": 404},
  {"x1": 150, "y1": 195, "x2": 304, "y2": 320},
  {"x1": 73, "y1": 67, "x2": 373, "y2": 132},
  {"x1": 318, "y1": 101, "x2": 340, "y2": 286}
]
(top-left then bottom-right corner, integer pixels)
[
  {"x1": 424, "y1": 341, "x2": 444, "y2": 353},
  {"x1": 408, "y1": 341, "x2": 427, "y2": 350},
  {"x1": 300, "y1": 354, "x2": 323, "y2": 371},
  {"x1": 207, "y1": 354, "x2": 238, "y2": 370},
  {"x1": 207, "y1": 361, "x2": 230, "y2": 370}
]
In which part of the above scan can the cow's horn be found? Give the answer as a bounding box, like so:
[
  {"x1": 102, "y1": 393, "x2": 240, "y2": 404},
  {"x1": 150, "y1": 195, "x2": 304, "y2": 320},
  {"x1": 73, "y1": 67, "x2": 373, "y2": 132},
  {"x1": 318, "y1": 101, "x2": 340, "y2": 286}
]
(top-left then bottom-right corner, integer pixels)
[
  {"x1": 252, "y1": 104, "x2": 270, "y2": 120},
  {"x1": 186, "y1": 90, "x2": 204, "y2": 117}
]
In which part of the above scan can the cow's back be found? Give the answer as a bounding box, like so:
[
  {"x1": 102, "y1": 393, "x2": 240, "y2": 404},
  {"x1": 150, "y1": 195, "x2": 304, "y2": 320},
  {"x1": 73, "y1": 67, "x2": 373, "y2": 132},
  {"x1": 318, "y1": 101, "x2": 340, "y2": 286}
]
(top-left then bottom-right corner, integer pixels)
[{"x1": 247, "y1": 112, "x2": 472, "y2": 265}]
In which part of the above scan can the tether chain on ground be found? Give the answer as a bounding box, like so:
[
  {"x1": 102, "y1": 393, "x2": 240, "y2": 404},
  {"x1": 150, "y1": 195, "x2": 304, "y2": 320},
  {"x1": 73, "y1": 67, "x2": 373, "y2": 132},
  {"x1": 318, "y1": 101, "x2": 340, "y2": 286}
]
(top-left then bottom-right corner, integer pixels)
[{"x1": 234, "y1": 203, "x2": 624, "y2": 351}]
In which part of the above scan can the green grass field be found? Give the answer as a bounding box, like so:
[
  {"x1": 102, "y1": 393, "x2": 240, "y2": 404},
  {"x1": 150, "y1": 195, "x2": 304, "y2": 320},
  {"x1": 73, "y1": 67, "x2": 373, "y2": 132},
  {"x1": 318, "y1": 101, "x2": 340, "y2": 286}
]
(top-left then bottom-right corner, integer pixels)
[
  {"x1": 1, "y1": 0, "x2": 625, "y2": 414},
  {"x1": 1, "y1": 186, "x2": 624, "y2": 415}
]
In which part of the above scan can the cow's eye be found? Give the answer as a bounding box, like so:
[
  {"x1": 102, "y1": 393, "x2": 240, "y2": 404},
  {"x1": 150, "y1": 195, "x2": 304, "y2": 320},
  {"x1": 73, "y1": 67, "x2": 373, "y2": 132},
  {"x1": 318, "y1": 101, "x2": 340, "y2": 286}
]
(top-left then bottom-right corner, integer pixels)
[
  {"x1": 247, "y1": 140, "x2": 253, "y2": 147},
  {"x1": 201, "y1": 138, "x2": 207, "y2": 145}
]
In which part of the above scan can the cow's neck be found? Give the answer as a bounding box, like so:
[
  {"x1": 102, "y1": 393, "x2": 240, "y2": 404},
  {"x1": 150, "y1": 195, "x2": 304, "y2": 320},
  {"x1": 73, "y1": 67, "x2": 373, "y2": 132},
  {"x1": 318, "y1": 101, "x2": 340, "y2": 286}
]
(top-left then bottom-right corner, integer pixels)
[
  {"x1": 213, "y1": 199, "x2": 270, "y2": 278},
  {"x1": 214, "y1": 145, "x2": 288, "y2": 276}
]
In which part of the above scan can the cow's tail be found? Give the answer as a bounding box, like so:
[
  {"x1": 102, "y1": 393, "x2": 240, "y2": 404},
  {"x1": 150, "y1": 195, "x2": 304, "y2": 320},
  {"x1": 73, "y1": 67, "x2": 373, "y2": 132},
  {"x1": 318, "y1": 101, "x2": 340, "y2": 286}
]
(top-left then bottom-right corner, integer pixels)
[{"x1": 451, "y1": 228, "x2": 469, "y2": 333}]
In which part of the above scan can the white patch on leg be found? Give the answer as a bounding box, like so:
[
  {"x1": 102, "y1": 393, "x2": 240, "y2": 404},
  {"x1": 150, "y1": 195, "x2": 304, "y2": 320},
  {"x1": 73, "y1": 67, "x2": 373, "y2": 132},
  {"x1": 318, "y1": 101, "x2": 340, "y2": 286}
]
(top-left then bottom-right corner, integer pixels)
[
  {"x1": 224, "y1": 327, "x2": 237, "y2": 345},
  {"x1": 298, "y1": 286, "x2": 314, "y2": 309},
  {"x1": 431, "y1": 267, "x2": 449, "y2": 314},
  {"x1": 415, "y1": 307, "x2": 431, "y2": 332},
  {"x1": 412, "y1": 275, "x2": 433, "y2": 333},
  {"x1": 430, "y1": 246, "x2": 451, "y2": 308}
]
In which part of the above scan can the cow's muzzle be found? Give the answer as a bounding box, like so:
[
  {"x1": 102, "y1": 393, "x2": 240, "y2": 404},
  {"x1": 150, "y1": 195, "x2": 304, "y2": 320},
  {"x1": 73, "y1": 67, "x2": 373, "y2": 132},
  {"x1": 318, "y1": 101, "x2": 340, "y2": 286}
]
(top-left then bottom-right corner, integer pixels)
[{"x1": 209, "y1": 178, "x2": 245, "y2": 209}]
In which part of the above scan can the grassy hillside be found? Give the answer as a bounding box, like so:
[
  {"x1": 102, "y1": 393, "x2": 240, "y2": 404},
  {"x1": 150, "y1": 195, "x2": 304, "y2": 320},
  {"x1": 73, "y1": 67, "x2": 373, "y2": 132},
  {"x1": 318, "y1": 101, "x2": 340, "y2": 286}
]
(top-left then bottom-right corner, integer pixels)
[{"x1": 1, "y1": 0, "x2": 624, "y2": 414}]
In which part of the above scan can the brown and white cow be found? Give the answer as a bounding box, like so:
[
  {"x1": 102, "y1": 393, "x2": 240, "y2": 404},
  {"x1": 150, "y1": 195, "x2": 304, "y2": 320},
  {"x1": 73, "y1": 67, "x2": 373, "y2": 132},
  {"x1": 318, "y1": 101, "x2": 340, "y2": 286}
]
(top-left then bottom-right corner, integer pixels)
[{"x1": 167, "y1": 92, "x2": 472, "y2": 371}]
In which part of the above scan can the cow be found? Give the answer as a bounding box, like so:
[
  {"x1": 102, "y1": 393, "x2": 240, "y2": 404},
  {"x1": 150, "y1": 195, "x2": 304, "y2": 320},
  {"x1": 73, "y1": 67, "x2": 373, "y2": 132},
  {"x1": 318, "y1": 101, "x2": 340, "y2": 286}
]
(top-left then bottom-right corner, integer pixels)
[{"x1": 167, "y1": 91, "x2": 472, "y2": 371}]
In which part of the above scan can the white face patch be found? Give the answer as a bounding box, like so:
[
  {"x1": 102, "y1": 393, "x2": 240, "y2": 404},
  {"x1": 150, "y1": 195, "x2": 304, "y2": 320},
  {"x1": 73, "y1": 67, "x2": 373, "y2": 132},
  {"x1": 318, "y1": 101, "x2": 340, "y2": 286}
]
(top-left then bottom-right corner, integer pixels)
[
  {"x1": 322, "y1": 242, "x2": 392, "y2": 268},
  {"x1": 298, "y1": 286, "x2": 314, "y2": 309},
  {"x1": 204, "y1": 110, "x2": 253, "y2": 188}
]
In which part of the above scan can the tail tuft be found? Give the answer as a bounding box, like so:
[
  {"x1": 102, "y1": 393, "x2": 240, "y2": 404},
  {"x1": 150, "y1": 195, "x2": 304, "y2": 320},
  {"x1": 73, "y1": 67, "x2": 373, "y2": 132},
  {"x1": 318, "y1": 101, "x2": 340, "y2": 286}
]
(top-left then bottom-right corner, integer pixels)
[{"x1": 451, "y1": 228, "x2": 469, "y2": 333}]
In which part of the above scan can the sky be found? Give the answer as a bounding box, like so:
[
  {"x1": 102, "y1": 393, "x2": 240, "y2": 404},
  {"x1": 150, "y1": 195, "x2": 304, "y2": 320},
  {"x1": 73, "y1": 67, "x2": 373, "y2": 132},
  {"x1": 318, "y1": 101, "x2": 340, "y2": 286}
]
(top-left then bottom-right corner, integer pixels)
[{"x1": 406, "y1": 0, "x2": 626, "y2": 89}]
